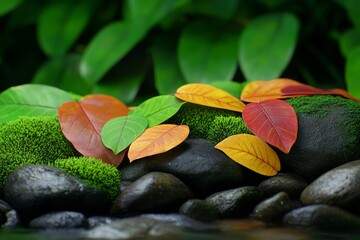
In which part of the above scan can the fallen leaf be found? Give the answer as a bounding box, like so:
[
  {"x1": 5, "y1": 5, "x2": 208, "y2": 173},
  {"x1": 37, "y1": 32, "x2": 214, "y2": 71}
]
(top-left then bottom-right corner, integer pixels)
[
  {"x1": 242, "y1": 99, "x2": 297, "y2": 153},
  {"x1": 175, "y1": 83, "x2": 245, "y2": 112},
  {"x1": 128, "y1": 124, "x2": 189, "y2": 162},
  {"x1": 327, "y1": 88, "x2": 360, "y2": 102},
  {"x1": 215, "y1": 134, "x2": 280, "y2": 176},
  {"x1": 58, "y1": 94, "x2": 129, "y2": 166},
  {"x1": 281, "y1": 85, "x2": 329, "y2": 96},
  {"x1": 241, "y1": 78, "x2": 321, "y2": 102},
  {"x1": 101, "y1": 113, "x2": 148, "y2": 155}
]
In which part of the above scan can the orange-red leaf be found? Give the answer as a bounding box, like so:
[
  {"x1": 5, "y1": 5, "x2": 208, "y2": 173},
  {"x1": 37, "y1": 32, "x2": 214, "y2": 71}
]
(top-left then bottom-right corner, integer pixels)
[
  {"x1": 128, "y1": 124, "x2": 189, "y2": 162},
  {"x1": 240, "y1": 78, "x2": 328, "y2": 102},
  {"x1": 242, "y1": 99, "x2": 297, "y2": 153},
  {"x1": 58, "y1": 94, "x2": 129, "y2": 166},
  {"x1": 215, "y1": 134, "x2": 280, "y2": 176},
  {"x1": 327, "y1": 88, "x2": 360, "y2": 102},
  {"x1": 175, "y1": 83, "x2": 245, "y2": 112}
]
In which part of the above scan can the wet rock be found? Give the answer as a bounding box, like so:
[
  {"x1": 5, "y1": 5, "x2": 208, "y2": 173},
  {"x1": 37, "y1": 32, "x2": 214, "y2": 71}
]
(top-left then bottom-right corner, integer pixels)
[
  {"x1": 179, "y1": 199, "x2": 220, "y2": 222},
  {"x1": 205, "y1": 186, "x2": 264, "y2": 218},
  {"x1": 251, "y1": 192, "x2": 295, "y2": 223},
  {"x1": 111, "y1": 172, "x2": 193, "y2": 215},
  {"x1": 4, "y1": 165, "x2": 109, "y2": 218},
  {"x1": 29, "y1": 211, "x2": 87, "y2": 229},
  {"x1": 85, "y1": 216, "x2": 181, "y2": 239},
  {"x1": 283, "y1": 204, "x2": 360, "y2": 231},
  {"x1": 87, "y1": 216, "x2": 119, "y2": 229},
  {"x1": 258, "y1": 173, "x2": 308, "y2": 198},
  {"x1": 0, "y1": 199, "x2": 12, "y2": 226},
  {"x1": 300, "y1": 160, "x2": 360, "y2": 212},
  {"x1": 279, "y1": 95, "x2": 360, "y2": 181},
  {"x1": 3, "y1": 210, "x2": 21, "y2": 227},
  {"x1": 121, "y1": 138, "x2": 244, "y2": 196}
]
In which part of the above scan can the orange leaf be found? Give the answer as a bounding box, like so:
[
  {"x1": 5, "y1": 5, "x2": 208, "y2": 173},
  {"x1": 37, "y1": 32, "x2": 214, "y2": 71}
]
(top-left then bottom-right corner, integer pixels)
[
  {"x1": 175, "y1": 83, "x2": 245, "y2": 112},
  {"x1": 242, "y1": 99, "x2": 297, "y2": 153},
  {"x1": 58, "y1": 94, "x2": 129, "y2": 166},
  {"x1": 327, "y1": 88, "x2": 360, "y2": 102},
  {"x1": 215, "y1": 134, "x2": 280, "y2": 176},
  {"x1": 240, "y1": 78, "x2": 325, "y2": 102},
  {"x1": 128, "y1": 124, "x2": 189, "y2": 162}
]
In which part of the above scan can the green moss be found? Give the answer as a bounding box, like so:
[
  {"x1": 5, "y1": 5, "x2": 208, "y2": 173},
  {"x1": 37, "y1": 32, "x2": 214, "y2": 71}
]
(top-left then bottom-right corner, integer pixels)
[
  {"x1": 286, "y1": 95, "x2": 360, "y2": 116},
  {"x1": 207, "y1": 115, "x2": 252, "y2": 143},
  {"x1": 53, "y1": 157, "x2": 121, "y2": 200},
  {"x1": 0, "y1": 116, "x2": 78, "y2": 191},
  {"x1": 169, "y1": 103, "x2": 251, "y2": 143}
]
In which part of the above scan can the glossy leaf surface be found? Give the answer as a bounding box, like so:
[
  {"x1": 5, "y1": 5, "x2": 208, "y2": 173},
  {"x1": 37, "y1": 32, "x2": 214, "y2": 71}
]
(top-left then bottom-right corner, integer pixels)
[
  {"x1": 239, "y1": 12, "x2": 299, "y2": 80},
  {"x1": 128, "y1": 124, "x2": 189, "y2": 162},
  {"x1": 101, "y1": 113, "x2": 148, "y2": 155},
  {"x1": 129, "y1": 95, "x2": 184, "y2": 127},
  {"x1": 178, "y1": 20, "x2": 238, "y2": 83},
  {"x1": 216, "y1": 134, "x2": 280, "y2": 176},
  {"x1": 243, "y1": 99, "x2": 297, "y2": 153},
  {"x1": 80, "y1": 21, "x2": 146, "y2": 84},
  {"x1": 38, "y1": 0, "x2": 96, "y2": 57},
  {"x1": 175, "y1": 83, "x2": 245, "y2": 112},
  {"x1": 58, "y1": 94, "x2": 129, "y2": 166},
  {"x1": 0, "y1": 84, "x2": 72, "y2": 123}
]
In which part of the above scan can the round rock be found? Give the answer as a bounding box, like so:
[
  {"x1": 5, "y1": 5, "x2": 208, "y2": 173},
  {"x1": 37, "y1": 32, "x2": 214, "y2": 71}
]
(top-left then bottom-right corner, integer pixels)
[
  {"x1": 301, "y1": 160, "x2": 360, "y2": 212},
  {"x1": 111, "y1": 172, "x2": 193, "y2": 215},
  {"x1": 4, "y1": 165, "x2": 109, "y2": 218},
  {"x1": 283, "y1": 204, "x2": 360, "y2": 231},
  {"x1": 258, "y1": 173, "x2": 308, "y2": 198},
  {"x1": 29, "y1": 211, "x2": 87, "y2": 229},
  {"x1": 120, "y1": 138, "x2": 244, "y2": 196},
  {"x1": 205, "y1": 186, "x2": 264, "y2": 218},
  {"x1": 251, "y1": 192, "x2": 295, "y2": 223},
  {"x1": 279, "y1": 95, "x2": 360, "y2": 181},
  {"x1": 179, "y1": 199, "x2": 219, "y2": 222}
]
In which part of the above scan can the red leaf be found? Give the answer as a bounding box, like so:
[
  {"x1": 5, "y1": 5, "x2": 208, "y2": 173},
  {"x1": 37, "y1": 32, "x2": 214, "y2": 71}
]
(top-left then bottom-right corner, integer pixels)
[
  {"x1": 242, "y1": 99, "x2": 298, "y2": 153},
  {"x1": 58, "y1": 94, "x2": 129, "y2": 166}
]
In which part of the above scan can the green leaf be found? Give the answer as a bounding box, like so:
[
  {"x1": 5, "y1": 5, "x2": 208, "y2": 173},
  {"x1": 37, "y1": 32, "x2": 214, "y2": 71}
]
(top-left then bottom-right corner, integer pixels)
[
  {"x1": 178, "y1": 20, "x2": 238, "y2": 83},
  {"x1": 129, "y1": 95, "x2": 185, "y2": 127},
  {"x1": 189, "y1": 0, "x2": 239, "y2": 20},
  {"x1": 0, "y1": 0, "x2": 23, "y2": 17},
  {"x1": 210, "y1": 81, "x2": 245, "y2": 98},
  {"x1": 37, "y1": 0, "x2": 97, "y2": 57},
  {"x1": 152, "y1": 35, "x2": 186, "y2": 95},
  {"x1": 344, "y1": 0, "x2": 360, "y2": 27},
  {"x1": 32, "y1": 54, "x2": 91, "y2": 95},
  {"x1": 345, "y1": 47, "x2": 360, "y2": 98},
  {"x1": 80, "y1": 21, "x2": 146, "y2": 84},
  {"x1": 0, "y1": 84, "x2": 73, "y2": 123},
  {"x1": 239, "y1": 12, "x2": 299, "y2": 81},
  {"x1": 101, "y1": 114, "x2": 148, "y2": 154},
  {"x1": 339, "y1": 28, "x2": 360, "y2": 58},
  {"x1": 124, "y1": 0, "x2": 188, "y2": 29}
]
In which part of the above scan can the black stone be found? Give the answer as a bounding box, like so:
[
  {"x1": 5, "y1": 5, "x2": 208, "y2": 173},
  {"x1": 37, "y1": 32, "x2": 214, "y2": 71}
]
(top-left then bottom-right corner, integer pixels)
[
  {"x1": 179, "y1": 199, "x2": 220, "y2": 222},
  {"x1": 29, "y1": 211, "x2": 87, "y2": 229}
]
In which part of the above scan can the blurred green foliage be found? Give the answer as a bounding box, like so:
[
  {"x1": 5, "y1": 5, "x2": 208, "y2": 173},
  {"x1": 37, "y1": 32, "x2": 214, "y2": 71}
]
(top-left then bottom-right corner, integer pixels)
[{"x1": 0, "y1": 0, "x2": 359, "y2": 103}]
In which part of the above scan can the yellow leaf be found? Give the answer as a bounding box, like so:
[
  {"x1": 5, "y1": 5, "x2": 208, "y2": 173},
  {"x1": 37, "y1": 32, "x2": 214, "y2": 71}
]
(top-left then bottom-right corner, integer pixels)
[
  {"x1": 215, "y1": 134, "x2": 280, "y2": 176},
  {"x1": 128, "y1": 124, "x2": 190, "y2": 162},
  {"x1": 175, "y1": 83, "x2": 245, "y2": 112}
]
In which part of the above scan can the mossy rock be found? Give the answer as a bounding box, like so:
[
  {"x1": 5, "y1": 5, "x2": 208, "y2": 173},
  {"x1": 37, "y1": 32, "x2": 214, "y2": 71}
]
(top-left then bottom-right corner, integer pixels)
[{"x1": 279, "y1": 95, "x2": 360, "y2": 181}]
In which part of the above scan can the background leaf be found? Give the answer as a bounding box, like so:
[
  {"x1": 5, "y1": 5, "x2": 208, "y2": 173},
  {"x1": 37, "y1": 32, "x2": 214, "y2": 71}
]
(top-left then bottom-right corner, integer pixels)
[
  {"x1": 0, "y1": 84, "x2": 72, "y2": 123},
  {"x1": 242, "y1": 99, "x2": 298, "y2": 153},
  {"x1": 345, "y1": 47, "x2": 360, "y2": 98},
  {"x1": 339, "y1": 29, "x2": 360, "y2": 58},
  {"x1": 32, "y1": 54, "x2": 91, "y2": 95},
  {"x1": 58, "y1": 94, "x2": 129, "y2": 166},
  {"x1": 215, "y1": 134, "x2": 281, "y2": 176},
  {"x1": 80, "y1": 21, "x2": 146, "y2": 84},
  {"x1": 0, "y1": 0, "x2": 23, "y2": 17},
  {"x1": 101, "y1": 113, "x2": 148, "y2": 155},
  {"x1": 210, "y1": 81, "x2": 246, "y2": 98},
  {"x1": 37, "y1": 0, "x2": 97, "y2": 57},
  {"x1": 129, "y1": 95, "x2": 185, "y2": 127},
  {"x1": 178, "y1": 20, "x2": 238, "y2": 83},
  {"x1": 175, "y1": 83, "x2": 245, "y2": 112},
  {"x1": 128, "y1": 124, "x2": 189, "y2": 162},
  {"x1": 239, "y1": 12, "x2": 299, "y2": 81},
  {"x1": 152, "y1": 35, "x2": 186, "y2": 95}
]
